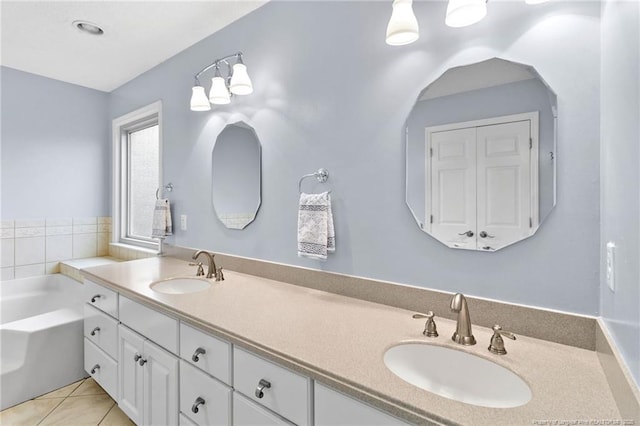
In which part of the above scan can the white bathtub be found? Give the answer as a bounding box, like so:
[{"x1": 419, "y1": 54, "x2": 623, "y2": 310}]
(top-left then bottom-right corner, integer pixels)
[{"x1": 0, "y1": 274, "x2": 86, "y2": 410}]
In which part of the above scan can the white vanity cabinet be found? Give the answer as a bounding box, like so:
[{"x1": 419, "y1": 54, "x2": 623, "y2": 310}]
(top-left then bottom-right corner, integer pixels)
[
  {"x1": 233, "y1": 392, "x2": 294, "y2": 426},
  {"x1": 233, "y1": 347, "x2": 312, "y2": 425},
  {"x1": 83, "y1": 280, "x2": 119, "y2": 401},
  {"x1": 118, "y1": 324, "x2": 179, "y2": 426},
  {"x1": 315, "y1": 383, "x2": 410, "y2": 425}
]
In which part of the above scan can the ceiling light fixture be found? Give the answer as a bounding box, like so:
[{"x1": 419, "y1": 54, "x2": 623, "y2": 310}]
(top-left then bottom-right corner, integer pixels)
[
  {"x1": 190, "y1": 52, "x2": 253, "y2": 111},
  {"x1": 72, "y1": 20, "x2": 104, "y2": 35},
  {"x1": 385, "y1": 0, "x2": 420, "y2": 46}
]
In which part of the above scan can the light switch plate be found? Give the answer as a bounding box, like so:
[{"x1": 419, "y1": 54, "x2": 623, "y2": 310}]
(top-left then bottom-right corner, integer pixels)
[
  {"x1": 606, "y1": 242, "x2": 615, "y2": 292},
  {"x1": 180, "y1": 215, "x2": 187, "y2": 231}
]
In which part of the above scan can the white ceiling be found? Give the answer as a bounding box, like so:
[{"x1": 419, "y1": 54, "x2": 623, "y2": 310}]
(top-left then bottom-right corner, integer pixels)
[{"x1": 0, "y1": 1, "x2": 268, "y2": 92}]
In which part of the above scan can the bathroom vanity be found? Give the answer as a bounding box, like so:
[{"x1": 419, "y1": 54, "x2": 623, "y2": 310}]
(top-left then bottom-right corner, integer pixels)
[{"x1": 81, "y1": 256, "x2": 625, "y2": 425}]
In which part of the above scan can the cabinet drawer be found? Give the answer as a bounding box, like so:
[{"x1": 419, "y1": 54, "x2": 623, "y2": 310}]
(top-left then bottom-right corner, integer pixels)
[
  {"x1": 233, "y1": 347, "x2": 310, "y2": 425},
  {"x1": 84, "y1": 338, "x2": 117, "y2": 401},
  {"x1": 180, "y1": 322, "x2": 231, "y2": 385},
  {"x1": 179, "y1": 361, "x2": 231, "y2": 426},
  {"x1": 84, "y1": 304, "x2": 118, "y2": 359},
  {"x1": 84, "y1": 280, "x2": 118, "y2": 318},
  {"x1": 119, "y1": 296, "x2": 178, "y2": 354},
  {"x1": 233, "y1": 392, "x2": 293, "y2": 426},
  {"x1": 315, "y1": 383, "x2": 409, "y2": 425}
]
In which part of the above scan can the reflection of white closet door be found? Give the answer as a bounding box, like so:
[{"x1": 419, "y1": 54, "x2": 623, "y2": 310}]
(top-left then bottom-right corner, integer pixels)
[
  {"x1": 430, "y1": 127, "x2": 477, "y2": 249},
  {"x1": 476, "y1": 121, "x2": 531, "y2": 251}
]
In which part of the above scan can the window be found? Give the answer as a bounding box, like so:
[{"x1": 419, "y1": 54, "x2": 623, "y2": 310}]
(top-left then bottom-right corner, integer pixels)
[{"x1": 112, "y1": 101, "x2": 162, "y2": 250}]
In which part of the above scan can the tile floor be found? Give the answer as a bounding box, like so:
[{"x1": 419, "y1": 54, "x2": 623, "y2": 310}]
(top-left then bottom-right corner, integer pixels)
[{"x1": 0, "y1": 378, "x2": 134, "y2": 425}]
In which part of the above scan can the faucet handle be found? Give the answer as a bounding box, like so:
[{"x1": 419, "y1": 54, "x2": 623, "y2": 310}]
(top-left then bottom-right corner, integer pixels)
[
  {"x1": 412, "y1": 311, "x2": 438, "y2": 337},
  {"x1": 189, "y1": 262, "x2": 205, "y2": 277},
  {"x1": 215, "y1": 267, "x2": 224, "y2": 282},
  {"x1": 488, "y1": 324, "x2": 516, "y2": 355}
]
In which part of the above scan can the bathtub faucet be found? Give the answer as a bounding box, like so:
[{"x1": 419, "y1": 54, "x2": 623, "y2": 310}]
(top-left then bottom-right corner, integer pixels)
[{"x1": 192, "y1": 250, "x2": 223, "y2": 281}]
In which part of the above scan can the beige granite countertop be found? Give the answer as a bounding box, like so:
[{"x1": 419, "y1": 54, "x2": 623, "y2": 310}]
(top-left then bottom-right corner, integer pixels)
[{"x1": 82, "y1": 257, "x2": 622, "y2": 426}]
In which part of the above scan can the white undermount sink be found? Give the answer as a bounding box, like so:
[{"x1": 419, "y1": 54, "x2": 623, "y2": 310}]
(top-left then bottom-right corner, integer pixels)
[
  {"x1": 149, "y1": 277, "x2": 212, "y2": 295},
  {"x1": 383, "y1": 343, "x2": 531, "y2": 408}
]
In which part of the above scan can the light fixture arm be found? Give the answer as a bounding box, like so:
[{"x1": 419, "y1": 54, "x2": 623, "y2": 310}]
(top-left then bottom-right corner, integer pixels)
[{"x1": 194, "y1": 52, "x2": 243, "y2": 82}]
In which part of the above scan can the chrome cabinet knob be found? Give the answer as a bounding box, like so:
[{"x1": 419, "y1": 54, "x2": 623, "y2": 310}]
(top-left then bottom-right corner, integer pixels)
[
  {"x1": 90, "y1": 364, "x2": 100, "y2": 374},
  {"x1": 479, "y1": 231, "x2": 494, "y2": 238},
  {"x1": 134, "y1": 354, "x2": 142, "y2": 362},
  {"x1": 191, "y1": 397, "x2": 205, "y2": 414},
  {"x1": 458, "y1": 230, "x2": 474, "y2": 238},
  {"x1": 90, "y1": 294, "x2": 101, "y2": 303},
  {"x1": 192, "y1": 347, "x2": 206, "y2": 363},
  {"x1": 255, "y1": 379, "x2": 271, "y2": 399},
  {"x1": 138, "y1": 358, "x2": 147, "y2": 366},
  {"x1": 90, "y1": 327, "x2": 100, "y2": 336}
]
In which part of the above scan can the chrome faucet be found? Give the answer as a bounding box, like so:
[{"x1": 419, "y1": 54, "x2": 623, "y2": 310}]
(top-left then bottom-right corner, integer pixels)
[
  {"x1": 450, "y1": 293, "x2": 476, "y2": 345},
  {"x1": 192, "y1": 250, "x2": 221, "y2": 280}
]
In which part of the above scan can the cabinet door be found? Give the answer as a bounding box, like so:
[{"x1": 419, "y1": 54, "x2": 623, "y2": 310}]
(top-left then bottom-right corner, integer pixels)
[
  {"x1": 315, "y1": 383, "x2": 409, "y2": 425},
  {"x1": 476, "y1": 120, "x2": 531, "y2": 251},
  {"x1": 430, "y1": 127, "x2": 477, "y2": 249},
  {"x1": 233, "y1": 392, "x2": 293, "y2": 426},
  {"x1": 118, "y1": 325, "x2": 144, "y2": 425},
  {"x1": 143, "y1": 339, "x2": 179, "y2": 426}
]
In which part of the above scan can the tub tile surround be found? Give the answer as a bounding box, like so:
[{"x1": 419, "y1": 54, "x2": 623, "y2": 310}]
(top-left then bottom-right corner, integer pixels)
[
  {"x1": 0, "y1": 216, "x2": 111, "y2": 280},
  {"x1": 81, "y1": 256, "x2": 636, "y2": 425}
]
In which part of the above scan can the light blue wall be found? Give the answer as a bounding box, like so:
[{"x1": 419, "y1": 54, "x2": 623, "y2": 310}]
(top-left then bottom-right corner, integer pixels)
[
  {"x1": 1, "y1": 67, "x2": 110, "y2": 219},
  {"x1": 109, "y1": 1, "x2": 602, "y2": 315},
  {"x1": 600, "y1": 0, "x2": 640, "y2": 386}
]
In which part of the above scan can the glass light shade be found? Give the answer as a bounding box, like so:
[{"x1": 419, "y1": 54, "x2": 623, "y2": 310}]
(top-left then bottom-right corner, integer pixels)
[
  {"x1": 525, "y1": 0, "x2": 549, "y2": 4},
  {"x1": 229, "y1": 63, "x2": 253, "y2": 95},
  {"x1": 445, "y1": 0, "x2": 487, "y2": 28},
  {"x1": 209, "y1": 76, "x2": 231, "y2": 105},
  {"x1": 385, "y1": 0, "x2": 419, "y2": 46},
  {"x1": 190, "y1": 86, "x2": 211, "y2": 111}
]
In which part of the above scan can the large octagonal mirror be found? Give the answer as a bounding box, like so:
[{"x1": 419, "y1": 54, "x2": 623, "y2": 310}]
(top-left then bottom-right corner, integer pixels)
[{"x1": 406, "y1": 58, "x2": 557, "y2": 251}]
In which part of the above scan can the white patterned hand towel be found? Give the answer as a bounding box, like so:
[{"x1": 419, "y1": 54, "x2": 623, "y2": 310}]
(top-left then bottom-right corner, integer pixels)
[
  {"x1": 151, "y1": 199, "x2": 173, "y2": 238},
  {"x1": 298, "y1": 192, "x2": 335, "y2": 260}
]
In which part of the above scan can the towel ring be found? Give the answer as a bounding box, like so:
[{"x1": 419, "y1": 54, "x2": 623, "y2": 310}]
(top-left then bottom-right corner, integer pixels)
[
  {"x1": 156, "y1": 183, "x2": 174, "y2": 199},
  {"x1": 299, "y1": 169, "x2": 330, "y2": 194}
]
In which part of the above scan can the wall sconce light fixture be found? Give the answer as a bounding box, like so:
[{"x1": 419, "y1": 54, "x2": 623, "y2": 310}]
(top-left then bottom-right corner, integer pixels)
[
  {"x1": 385, "y1": 0, "x2": 420, "y2": 46},
  {"x1": 190, "y1": 52, "x2": 253, "y2": 111},
  {"x1": 385, "y1": 0, "x2": 550, "y2": 45}
]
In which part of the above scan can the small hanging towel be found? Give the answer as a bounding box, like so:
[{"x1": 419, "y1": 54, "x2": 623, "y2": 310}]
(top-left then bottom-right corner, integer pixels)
[
  {"x1": 297, "y1": 191, "x2": 335, "y2": 260},
  {"x1": 151, "y1": 199, "x2": 173, "y2": 238}
]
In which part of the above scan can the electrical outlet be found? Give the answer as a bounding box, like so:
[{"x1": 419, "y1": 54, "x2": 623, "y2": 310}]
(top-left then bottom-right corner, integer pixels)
[
  {"x1": 180, "y1": 215, "x2": 187, "y2": 231},
  {"x1": 606, "y1": 242, "x2": 615, "y2": 292}
]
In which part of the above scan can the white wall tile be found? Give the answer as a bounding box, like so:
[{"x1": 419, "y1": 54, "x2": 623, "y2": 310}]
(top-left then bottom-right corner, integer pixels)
[
  {"x1": 15, "y1": 237, "x2": 45, "y2": 265},
  {"x1": 98, "y1": 217, "x2": 112, "y2": 224},
  {"x1": 1, "y1": 228, "x2": 14, "y2": 239},
  {"x1": 15, "y1": 219, "x2": 45, "y2": 228},
  {"x1": 45, "y1": 262, "x2": 60, "y2": 274},
  {"x1": 97, "y1": 233, "x2": 109, "y2": 256},
  {"x1": 0, "y1": 221, "x2": 14, "y2": 229},
  {"x1": 73, "y1": 217, "x2": 97, "y2": 225},
  {"x1": 15, "y1": 227, "x2": 46, "y2": 238},
  {"x1": 46, "y1": 235, "x2": 72, "y2": 262},
  {"x1": 46, "y1": 226, "x2": 73, "y2": 236},
  {"x1": 73, "y1": 224, "x2": 97, "y2": 234},
  {"x1": 46, "y1": 218, "x2": 72, "y2": 227},
  {"x1": 1, "y1": 267, "x2": 14, "y2": 280},
  {"x1": 15, "y1": 263, "x2": 45, "y2": 279},
  {"x1": 1, "y1": 238, "x2": 15, "y2": 267},
  {"x1": 73, "y1": 233, "x2": 97, "y2": 259}
]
